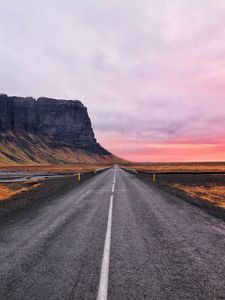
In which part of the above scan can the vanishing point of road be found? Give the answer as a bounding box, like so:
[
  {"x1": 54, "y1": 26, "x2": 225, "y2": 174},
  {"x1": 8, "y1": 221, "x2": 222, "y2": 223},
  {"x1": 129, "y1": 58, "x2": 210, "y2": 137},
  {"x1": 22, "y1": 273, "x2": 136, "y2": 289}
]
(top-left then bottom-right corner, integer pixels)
[{"x1": 1, "y1": 167, "x2": 225, "y2": 299}]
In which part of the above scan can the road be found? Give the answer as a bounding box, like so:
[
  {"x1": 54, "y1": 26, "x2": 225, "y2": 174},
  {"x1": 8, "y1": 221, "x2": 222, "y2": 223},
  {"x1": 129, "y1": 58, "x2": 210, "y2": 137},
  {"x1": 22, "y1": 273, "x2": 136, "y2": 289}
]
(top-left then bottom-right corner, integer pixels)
[{"x1": 1, "y1": 167, "x2": 225, "y2": 299}]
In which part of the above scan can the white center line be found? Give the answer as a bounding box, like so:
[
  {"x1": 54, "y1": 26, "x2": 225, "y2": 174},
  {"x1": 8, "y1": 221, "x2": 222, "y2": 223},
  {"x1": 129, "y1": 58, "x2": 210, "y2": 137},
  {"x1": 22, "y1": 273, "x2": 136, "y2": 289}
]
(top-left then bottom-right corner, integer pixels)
[
  {"x1": 113, "y1": 171, "x2": 116, "y2": 184},
  {"x1": 97, "y1": 171, "x2": 116, "y2": 300},
  {"x1": 97, "y1": 194, "x2": 114, "y2": 300}
]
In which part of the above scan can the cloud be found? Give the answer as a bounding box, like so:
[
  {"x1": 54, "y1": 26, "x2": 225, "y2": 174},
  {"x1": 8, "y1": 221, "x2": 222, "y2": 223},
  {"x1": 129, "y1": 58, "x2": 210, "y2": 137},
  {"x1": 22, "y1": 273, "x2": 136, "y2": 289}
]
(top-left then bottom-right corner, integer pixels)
[{"x1": 0, "y1": 0, "x2": 224, "y2": 161}]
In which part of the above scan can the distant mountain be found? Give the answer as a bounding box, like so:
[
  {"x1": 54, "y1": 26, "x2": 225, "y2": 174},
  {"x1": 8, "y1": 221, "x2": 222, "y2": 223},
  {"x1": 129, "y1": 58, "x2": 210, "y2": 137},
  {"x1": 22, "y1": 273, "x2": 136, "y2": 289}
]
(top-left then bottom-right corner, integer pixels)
[{"x1": 0, "y1": 94, "x2": 123, "y2": 164}]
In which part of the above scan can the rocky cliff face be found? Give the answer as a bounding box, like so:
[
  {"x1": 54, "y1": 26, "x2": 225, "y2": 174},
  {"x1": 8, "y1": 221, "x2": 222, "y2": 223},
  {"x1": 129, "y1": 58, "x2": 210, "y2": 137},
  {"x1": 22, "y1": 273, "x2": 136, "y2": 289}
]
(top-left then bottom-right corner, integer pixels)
[{"x1": 0, "y1": 94, "x2": 116, "y2": 164}]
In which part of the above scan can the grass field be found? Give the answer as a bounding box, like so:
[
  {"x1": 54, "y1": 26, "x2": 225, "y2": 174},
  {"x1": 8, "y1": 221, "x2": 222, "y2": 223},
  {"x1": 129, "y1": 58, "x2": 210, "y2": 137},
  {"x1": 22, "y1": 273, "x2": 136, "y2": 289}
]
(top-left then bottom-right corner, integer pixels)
[
  {"x1": 151, "y1": 173, "x2": 225, "y2": 210},
  {"x1": 172, "y1": 184, "x2": 225, "y2": 209},
  {"x1": 121, "y1": 162, "x2": 225, "y2": 173},
  {"x1": 0, "y1": 163, "x2": 112, "y2": 174}
]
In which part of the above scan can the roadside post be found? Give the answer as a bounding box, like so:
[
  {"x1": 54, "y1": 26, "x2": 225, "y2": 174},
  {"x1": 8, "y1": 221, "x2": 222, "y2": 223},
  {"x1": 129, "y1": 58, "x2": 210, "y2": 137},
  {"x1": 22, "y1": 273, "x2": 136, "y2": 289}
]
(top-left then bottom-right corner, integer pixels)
[
  {"x1": 152, "y1": 173, "x2": 156, "y2": 183},
  {"x1": 77, "y1": 173, "x2": 81, "y2": 182}
]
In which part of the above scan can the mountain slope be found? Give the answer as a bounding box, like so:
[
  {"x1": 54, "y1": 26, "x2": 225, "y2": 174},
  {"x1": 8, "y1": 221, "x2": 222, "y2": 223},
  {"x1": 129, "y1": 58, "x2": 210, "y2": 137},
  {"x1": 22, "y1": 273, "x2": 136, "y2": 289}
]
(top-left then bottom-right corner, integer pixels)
[{"x1": 0, "y1": 94, "x2": 123, "y2": 164}]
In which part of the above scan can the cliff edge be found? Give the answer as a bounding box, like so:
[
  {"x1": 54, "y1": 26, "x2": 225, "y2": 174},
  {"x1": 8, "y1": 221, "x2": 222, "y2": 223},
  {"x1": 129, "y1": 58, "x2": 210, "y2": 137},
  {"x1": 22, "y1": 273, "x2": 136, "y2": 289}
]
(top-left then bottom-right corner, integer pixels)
[{"x1": 0, "y1": 94, "x2": 122, "y2": 164}]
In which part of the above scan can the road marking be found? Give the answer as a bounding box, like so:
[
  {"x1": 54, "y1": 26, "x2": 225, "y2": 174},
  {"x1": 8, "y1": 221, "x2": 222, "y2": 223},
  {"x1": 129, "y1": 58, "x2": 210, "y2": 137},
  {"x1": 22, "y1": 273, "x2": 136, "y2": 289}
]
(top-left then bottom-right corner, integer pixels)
[
  {"x1": 97, "y1": 194, "x2": 114, "y2": 300},
  {"x1": 113, "y1": 170, "x2": 116, "y2": 184},
  {"x1": 97, "y1": 169, "x2": 116, "y2": 300}
]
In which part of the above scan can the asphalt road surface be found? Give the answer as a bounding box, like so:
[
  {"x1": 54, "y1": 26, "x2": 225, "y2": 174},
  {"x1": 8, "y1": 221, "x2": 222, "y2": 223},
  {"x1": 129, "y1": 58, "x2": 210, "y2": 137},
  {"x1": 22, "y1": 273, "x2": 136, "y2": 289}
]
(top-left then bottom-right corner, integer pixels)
[{"x1": 1, "y1": 167, "x2": 225, "y2": 299}]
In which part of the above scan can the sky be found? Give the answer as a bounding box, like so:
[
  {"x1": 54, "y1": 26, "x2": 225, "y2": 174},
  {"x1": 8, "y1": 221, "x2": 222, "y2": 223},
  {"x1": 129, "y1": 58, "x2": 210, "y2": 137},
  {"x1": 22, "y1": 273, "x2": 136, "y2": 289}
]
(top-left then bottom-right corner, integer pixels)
[{"x1": 0, "y1": 0, "x2": 225, "y2": 162}]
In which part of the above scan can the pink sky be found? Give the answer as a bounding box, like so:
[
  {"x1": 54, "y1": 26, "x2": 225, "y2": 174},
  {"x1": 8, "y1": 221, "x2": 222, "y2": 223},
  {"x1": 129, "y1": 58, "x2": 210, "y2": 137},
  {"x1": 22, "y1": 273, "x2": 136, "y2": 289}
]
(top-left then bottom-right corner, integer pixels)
[
  {"x1": 101, "y1": 132, "x2": 225, "y2": 162},
  {"x1": 0, "y1": 0, "x2": 224, "y2": 162}
]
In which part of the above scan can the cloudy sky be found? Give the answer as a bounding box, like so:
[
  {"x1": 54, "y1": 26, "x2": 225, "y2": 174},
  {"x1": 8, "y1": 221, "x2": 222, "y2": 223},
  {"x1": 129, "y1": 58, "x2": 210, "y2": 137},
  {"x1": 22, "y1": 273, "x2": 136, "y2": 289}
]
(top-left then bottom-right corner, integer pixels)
[{"x1": 0, "y1": 0, "x2": 225, "y2": 161}]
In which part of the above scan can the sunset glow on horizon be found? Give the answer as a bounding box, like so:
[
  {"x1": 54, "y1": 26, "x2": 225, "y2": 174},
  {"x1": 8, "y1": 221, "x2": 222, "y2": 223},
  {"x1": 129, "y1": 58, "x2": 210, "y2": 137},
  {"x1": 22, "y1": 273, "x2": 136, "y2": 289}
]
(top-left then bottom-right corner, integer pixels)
[
  {"x1": 0, "y1": 0, "x2": 225, "y2": 162},
  {"x1": 98, "y1": 132, "x2": 225, "y2": 162}
]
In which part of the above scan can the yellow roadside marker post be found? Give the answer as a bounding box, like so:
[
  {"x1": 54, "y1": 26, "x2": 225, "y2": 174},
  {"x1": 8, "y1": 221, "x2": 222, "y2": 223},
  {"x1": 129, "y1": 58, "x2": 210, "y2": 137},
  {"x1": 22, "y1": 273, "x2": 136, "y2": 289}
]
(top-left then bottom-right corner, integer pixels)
[
  {"x1": 152, "y1": 173, "x2": 156, "y2": 183},
  {"x1": 76, "y1": 173, "x2": 81, "y2": 182}
]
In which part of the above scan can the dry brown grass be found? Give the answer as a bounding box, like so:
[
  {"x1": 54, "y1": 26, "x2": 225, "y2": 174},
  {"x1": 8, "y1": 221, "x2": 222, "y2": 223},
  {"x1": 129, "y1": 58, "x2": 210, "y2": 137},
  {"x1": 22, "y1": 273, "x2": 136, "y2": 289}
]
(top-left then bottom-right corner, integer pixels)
[
  {"x1": 173, "y1": 184, "x2": 225, "y2": 208},
  {"x1": 0, "y1": 182, "x2": 41, "y2": 201},
  {"x1": 0, "y1": 164, "x2": 112, "y2": 174},
  {"x1": 122, "y1": 162, "x2": 225, "y2": 173}
]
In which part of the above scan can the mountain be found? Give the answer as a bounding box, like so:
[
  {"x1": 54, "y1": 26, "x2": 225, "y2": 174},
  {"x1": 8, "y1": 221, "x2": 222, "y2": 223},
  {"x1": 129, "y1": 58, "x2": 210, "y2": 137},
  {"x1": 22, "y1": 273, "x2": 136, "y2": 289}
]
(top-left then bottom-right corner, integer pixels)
[{"x1": 0, "y1": 94, "x2": 122, "y2": 164}]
